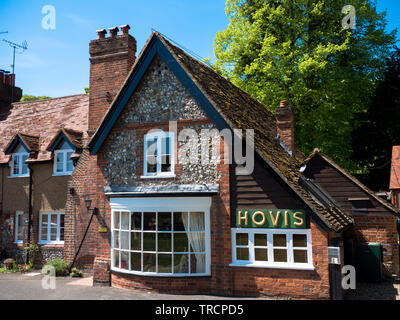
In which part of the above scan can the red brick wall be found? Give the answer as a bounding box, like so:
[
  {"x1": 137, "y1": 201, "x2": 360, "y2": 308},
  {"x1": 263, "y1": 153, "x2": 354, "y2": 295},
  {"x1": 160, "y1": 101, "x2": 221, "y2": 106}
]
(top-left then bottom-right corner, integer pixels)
[
  {"x1": 350, "y1": 215, "x2": 399, "y2": 276},
  {"x1": 89, "y1": 33, "x2": 136, "y2": 134}
]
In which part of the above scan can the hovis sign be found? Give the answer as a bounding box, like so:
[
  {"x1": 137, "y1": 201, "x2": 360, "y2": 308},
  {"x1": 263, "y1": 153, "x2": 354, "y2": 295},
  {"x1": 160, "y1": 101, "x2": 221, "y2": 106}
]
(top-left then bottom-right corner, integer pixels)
[{"x1": 236, "y1": 210, "x2": 306, "y2": 229}]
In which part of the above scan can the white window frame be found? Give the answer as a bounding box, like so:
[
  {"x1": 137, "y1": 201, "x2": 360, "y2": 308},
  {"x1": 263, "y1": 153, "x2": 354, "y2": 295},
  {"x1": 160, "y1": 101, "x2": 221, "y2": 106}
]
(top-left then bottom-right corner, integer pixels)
[
  {"x1": 10, "y1": 152, "x2": 29, "y2": 178},
  {"x1": 53, "y1": 149, "x2": 75, "y2": 176},
  {"x1": 110, "y1": 197, "x2": 211, "y2": 277},
  {"x1": 230, "y1": 228, "x2": 314, "y2": 270},
  {"x1": 142, "y1": 131, "x2": 175, "y2": 179},
  {"x1": 38, "y1": 212, "x2": 65, "y2": 244},
  {"x1": 15, "y1": 211, "x2": 24, "y2": 243}
]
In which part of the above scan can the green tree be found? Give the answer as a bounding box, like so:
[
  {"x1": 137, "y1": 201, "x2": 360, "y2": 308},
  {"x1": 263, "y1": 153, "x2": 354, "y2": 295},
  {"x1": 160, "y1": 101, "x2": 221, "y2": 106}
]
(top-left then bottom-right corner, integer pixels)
[
  {"x1": 214, "y1": 0, "x2": 397, "y2": 170},
  {"x1": 20, "y1": 95, "x2": 51, "y2": 102},
  {"x1": 351, "y1": 48, "x2": 400, "y2": 190}
]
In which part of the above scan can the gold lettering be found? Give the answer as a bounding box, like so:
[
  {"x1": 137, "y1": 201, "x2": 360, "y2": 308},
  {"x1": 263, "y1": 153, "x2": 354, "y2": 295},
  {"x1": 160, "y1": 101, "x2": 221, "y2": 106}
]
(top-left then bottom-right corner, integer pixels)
[
  {"x1": 252, "y1": 211, "x2": 266, "y2": 226},
  {"x1": 238, "y1": 211, "x2": 248, "y2": 226},
  {"x1": 293, "y1": 212, "x2": 305, "y2": 227},
  {"x1": 284, "y1": 211, "x2": 289, "y2": 227},
  {"x1": 269, "y1": 211, "x2": 281, "y2": 227}
]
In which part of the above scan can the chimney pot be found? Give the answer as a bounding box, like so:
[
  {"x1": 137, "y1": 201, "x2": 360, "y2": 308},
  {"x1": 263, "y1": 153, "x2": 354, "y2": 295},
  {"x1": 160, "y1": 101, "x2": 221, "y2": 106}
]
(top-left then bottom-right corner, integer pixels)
[
  {"x1": 108, "y1": 27, "x2": 119, "y2": 38},
  {"x1": 119, "y1": 24, "x2": 131, "y2": 35},
  {"x1": 96, "y1": 29, "x2": 107, "y2": 39}
]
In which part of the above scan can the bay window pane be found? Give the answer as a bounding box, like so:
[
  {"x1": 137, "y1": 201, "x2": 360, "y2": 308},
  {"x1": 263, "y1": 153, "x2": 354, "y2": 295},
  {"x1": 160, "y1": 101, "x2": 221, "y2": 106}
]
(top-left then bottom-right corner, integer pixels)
[
  {"x1": 143, "y1": 253, "x2": 156, "y2": 272},
  {"x1": 189, "y1": 232, "x2": 205, "y2": 253},
  {"x1": 50, "y1": 214, "x2": 57, "y2": 241},
  {"x1": 274, "y1": 249, "x2": 287, "y2": 262},
  {"x1": 158, "y1": 254, "x2": 172, "y2": 273},
  {"x1": 143, "y1": 233, "x2": 156, "y2": 251},
  {"x1": 130, "y1": 252, "x2": 141, "y2": 271},
  {"x1": 121, "y1": 212, "x2": 129, "y2": 230},
  {"x1": 273, "y1": 234, "x2": 287, "y2": 247},
  {"x1": 294, "y1": 250, "x2": 308, "y2": 263},
  {"x1": 174, "y1": 233, "x2": 188, "y2": 252},
  {"x1": 189, "y1": 212, "x2": 205, "y2": 231},
  {"x1": 144, "y1": 212, "x2": 156, "y2": 231},
  {"x1": 158, "y1": 212, "x2": 171, "y2": 231},
  {"x1": 131, "y1": 212, "x2": 142, "y2": 230},
  {"x1": 190, "y1": 253, "x2": 206, "y2": 274},
  {"x1": 113, "y1": 250, "x2": 120, "y2": 268},
  {"x1": 131, "y1": 232, "x2": 141, "y2": 251},
  {"x1": 113, "y1": 212, "x2": 120, "y2": 230},
  {"x1": 255, "y1": 248, "x2": 268, "y2": 262},
  {"x1": 174, "y1": 254, "x2": 188, "y2": 274},
  {"x1": 120, "y1": 231, "x2": 129, "y2": 250},
  {"x1": 113, "y1": 231, "x2": 120, "y2": 248},
  {"x1": 236, "y1": 248, "x2": 249, "y2": 261},
  {"x1": 293, "y1": 234, "x2": 307, "y2": 248},
  {"x1": 173, "y1": 212, "x2": 187, "y2": 231},
  {"x1": 158, "y1": 233, "x2": 172, "y2": 252},
  {"x1": 236, "y1": 233, "x2": 248, "y2": 246},
  {"x1": 121, "y1": 251, "x2": 129, "y2": 270}
]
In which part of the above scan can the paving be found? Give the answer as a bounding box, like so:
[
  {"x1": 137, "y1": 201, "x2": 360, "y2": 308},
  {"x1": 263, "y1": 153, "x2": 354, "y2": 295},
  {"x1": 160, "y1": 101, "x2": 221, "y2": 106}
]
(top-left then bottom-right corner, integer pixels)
[
  {"x1": 0, "y1": 272, "x2": 268, "y2": 300},
  {"x1": 344, "y1": 277, "x2": 400, "y2": 300}
]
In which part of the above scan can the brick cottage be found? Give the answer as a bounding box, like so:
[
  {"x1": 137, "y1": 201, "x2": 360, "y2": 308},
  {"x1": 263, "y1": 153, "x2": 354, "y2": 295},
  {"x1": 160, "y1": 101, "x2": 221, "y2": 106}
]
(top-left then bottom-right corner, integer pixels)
[{"x1": 0, "y1": 25, "x2": 399, "y2": 300}]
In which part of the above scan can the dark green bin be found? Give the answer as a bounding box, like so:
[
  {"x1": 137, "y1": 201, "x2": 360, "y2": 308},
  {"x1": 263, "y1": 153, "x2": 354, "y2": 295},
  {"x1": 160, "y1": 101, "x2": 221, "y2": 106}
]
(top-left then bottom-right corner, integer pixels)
[{"x1": 355, "y1": 243, "x2": 382, "y2": 283}]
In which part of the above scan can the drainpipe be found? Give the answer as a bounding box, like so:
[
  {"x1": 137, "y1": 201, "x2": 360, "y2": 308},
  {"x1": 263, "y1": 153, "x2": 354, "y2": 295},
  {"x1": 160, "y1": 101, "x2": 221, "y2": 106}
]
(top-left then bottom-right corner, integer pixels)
[{"x1": 26, "y1": 164, "x2": 33, "y2": 264}]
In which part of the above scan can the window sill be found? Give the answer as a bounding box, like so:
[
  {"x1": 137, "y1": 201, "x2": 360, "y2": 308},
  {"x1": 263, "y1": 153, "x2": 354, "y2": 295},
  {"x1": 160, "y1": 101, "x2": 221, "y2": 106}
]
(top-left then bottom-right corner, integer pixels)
[
  {"x1": 111, "y1": 267, "x2": 210, "y2": 277},
  {"x1": 229, "y1": 261, "x2": 315, "y2": 271},
  {"x1": 52, "y1": 172, "x2": 72, "y2": 177},
  {"x1": 38, "y1": 242, "x2": 64, "y2": 246},
  {"x1": 140, "y1": 174, "x2": 176, "y2": 180},
  {"x1": 8, "y1": 175, "x2": 29, "y2": 179}
]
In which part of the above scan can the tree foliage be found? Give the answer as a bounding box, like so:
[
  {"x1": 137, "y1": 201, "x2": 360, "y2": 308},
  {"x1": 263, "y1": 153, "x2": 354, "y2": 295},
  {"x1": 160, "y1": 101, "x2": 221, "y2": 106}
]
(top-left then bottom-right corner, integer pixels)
[
  {"x1": 214, "y1": 0, "x2": 397, "y2": 170},
  {"x1": 352, "y1": 48, "x2": 400, "y2": 190}
]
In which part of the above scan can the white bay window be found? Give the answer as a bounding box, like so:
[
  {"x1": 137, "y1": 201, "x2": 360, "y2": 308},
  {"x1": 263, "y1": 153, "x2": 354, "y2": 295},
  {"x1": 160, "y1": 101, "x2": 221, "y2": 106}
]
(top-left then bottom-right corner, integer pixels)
[{"x1": 110, "y1": 197, "x2": 211, "y2": 276}]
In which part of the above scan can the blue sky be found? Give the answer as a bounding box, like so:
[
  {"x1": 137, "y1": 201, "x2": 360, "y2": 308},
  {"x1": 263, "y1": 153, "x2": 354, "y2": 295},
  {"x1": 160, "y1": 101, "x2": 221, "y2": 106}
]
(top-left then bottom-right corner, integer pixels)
[{"x1": 0, "y1": 0, "x2": 398, "y2": 98}]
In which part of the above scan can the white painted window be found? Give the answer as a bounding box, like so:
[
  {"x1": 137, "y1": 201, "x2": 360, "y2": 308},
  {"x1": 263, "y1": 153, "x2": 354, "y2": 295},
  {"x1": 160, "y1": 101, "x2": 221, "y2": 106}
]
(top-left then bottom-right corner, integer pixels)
[
  {"x1": 53, "y1": 142, "x2": 74, "y2": 175},
  {"x1": 110, "y1": 197, "x2": 211, "y2": 277},
  {"x1": 143, "y1": 131, "x2": 175, "y2": 178},
  {"x1": 15, "y1": 211, "x2": 24, "y2": 243},
  {"x1": 39, "y1": 212, "x2": 65, "y2": 244},
  {"x1": 10, "y1": 145, "x2": 29, "y2": 177},
  {"x1": 230, "y1": 229, "x2": 314, "y2": 270}
]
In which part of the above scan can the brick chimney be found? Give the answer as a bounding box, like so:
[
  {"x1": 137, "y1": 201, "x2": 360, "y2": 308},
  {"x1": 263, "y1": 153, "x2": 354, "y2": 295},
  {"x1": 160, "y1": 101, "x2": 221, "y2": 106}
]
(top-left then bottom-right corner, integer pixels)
[
  {"x1": 276, "y1": 100, "x2": 295, "y2": 154},
  {"x1": 88, "y1": 25, "x2": 137, "y2": 134}
]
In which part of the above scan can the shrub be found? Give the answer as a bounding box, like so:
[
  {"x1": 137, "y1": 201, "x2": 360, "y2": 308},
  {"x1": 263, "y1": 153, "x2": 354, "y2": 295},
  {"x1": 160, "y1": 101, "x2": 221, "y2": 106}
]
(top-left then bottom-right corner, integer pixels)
[
  {"x1": 25, "y1": 244, "x2": 40, "y2": 266},
  {"x1": 43, "y1": 258, "x2": 69, "y2": 277},
  {"x1": 70, "y1": 268, "x2": 83, "y2": 278}
]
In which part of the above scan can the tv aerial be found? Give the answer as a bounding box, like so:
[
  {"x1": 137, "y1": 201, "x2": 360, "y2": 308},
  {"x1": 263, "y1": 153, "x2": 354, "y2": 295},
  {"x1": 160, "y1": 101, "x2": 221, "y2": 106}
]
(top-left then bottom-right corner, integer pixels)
[{"x1": 2, "y1": 38, "x2": 28, "y2": 101}]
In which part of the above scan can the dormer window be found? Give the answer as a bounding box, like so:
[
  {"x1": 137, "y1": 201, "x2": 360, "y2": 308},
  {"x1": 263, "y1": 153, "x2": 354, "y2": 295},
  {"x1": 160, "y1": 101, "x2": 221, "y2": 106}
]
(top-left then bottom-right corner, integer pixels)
[
  {"x1": 142, "y1": 131, "x2": 175, "y2": 178},
  {"x1": 53, "y1": 141, "x2": 75, "y2": 176},
  {"x1": 10, "y1": 145, "x2": 29, "y2": 177}
]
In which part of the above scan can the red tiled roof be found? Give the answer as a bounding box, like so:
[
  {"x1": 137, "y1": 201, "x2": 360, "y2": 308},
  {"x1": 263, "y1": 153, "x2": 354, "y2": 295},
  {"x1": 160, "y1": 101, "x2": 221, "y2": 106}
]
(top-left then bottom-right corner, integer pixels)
[
  {"x1": 0, "y1": 94, "x2": 89, "y2": 164},
  {"x1": 390, "y1": 146, "x2": 400, "y2": 190}
]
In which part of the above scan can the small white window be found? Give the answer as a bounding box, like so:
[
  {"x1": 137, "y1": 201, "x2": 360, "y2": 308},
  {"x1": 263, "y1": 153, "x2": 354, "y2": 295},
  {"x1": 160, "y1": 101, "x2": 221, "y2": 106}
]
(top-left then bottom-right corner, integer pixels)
[
  {"x1": 230, "y1": 229, "x2": 314, "y2": 270},
  {"x1": 15, "y1": 211, "x2": 24, "y2": 243},
  {"x1": 39, "y1": 212, "x2": 65, "y2": 244},
  {"x1": 143, "y1": 131, "x2": 175, "y2": 178},
  {"x1": 10, "y1": 145, "x2": 29, "y2": 177},
  {"x1": 53, "y1": 148, "x2": 74, "y2": 176}
]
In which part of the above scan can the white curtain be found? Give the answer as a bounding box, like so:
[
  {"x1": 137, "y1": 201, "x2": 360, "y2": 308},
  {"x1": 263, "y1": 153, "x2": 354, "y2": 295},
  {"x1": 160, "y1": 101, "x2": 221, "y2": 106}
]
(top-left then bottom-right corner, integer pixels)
[{"x1": 182, "y1": 212, "x2": 205, "y2": 273}]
